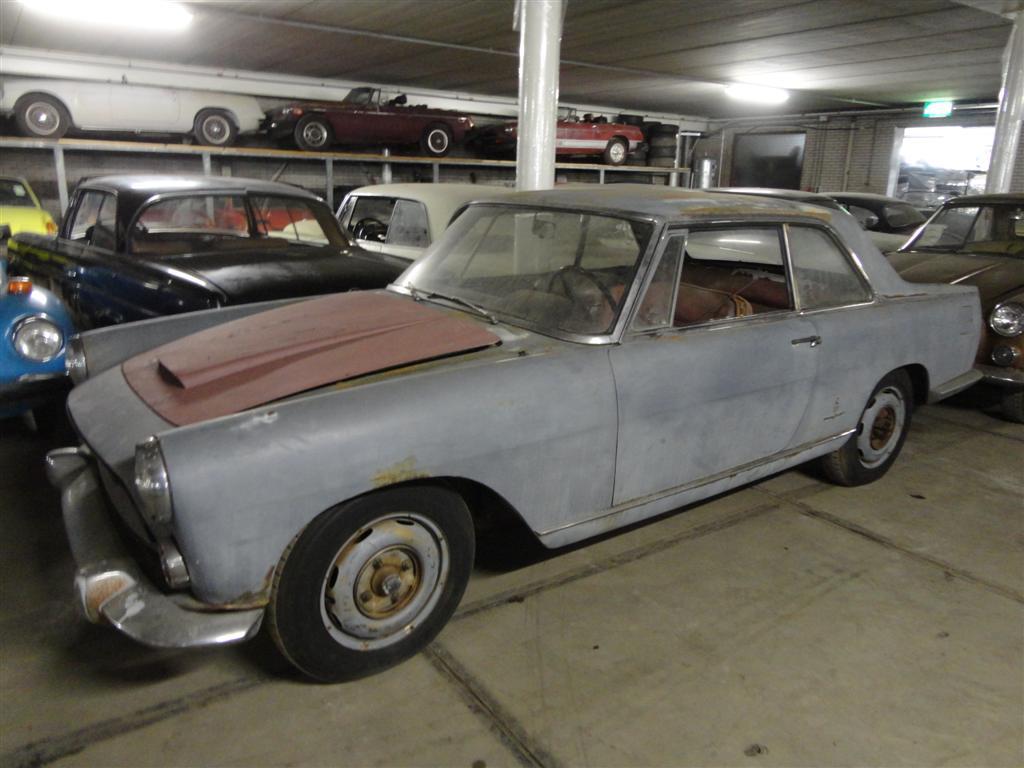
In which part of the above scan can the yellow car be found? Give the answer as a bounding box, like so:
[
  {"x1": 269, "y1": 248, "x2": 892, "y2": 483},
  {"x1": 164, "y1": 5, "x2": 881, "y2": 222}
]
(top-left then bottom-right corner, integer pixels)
[{"x1": 0, "y1": 177, "x2": 57, "y2": 237}]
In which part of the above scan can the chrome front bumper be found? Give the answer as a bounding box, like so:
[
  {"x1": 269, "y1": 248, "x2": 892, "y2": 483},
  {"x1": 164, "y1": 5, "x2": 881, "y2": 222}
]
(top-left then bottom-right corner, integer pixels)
[{"x1": 45, "y1": 447, "x2": 263, "y2": 648}]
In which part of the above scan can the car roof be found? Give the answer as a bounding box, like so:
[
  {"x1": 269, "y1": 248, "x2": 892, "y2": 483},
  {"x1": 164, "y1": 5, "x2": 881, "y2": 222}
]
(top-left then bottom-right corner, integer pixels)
[
  {"x1": 346, "y1": 183, "x2": 510, "y2": 206},
  {"x1": 492, "y1": 184, "x2": 841, "y2": 221},
  {"x1": 826, "y1": 192, "x2": 911, "y2": 204},
  {"x1": 80, "y1": 175, "x2": 321, "y2": 200},
  {"x1": 939, "y1": 193, "x2": 1024, "y2": 206},
  {"x1": 709, "y1": 187, "x2": 842, "y2": 209}
]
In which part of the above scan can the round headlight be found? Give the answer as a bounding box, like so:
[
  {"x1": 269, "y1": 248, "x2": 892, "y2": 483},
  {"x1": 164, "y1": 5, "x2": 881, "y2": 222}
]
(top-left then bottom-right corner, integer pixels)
[
  {"x1": 13, "y1": 316, "x2": 63, "y2": 362},
  {"x1": 990, "y1": 301, "x2": 1024, "y2": 337},
  {"x1": 134, "y1": 437, "x2": 173, "y2": 527}
]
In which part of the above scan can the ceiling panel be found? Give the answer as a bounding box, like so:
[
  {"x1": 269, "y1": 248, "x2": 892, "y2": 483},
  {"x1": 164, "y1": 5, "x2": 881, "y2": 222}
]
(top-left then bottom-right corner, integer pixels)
[{"x1": 0, "y1": 0, "x2": 1015, "y2": 118}]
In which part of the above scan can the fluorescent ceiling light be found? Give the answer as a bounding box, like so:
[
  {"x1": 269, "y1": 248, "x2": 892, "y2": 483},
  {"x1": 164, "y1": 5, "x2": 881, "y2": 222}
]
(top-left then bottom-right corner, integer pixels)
[
  {"x1": 724, "y1": 83, "x2": 790, "y2": 105},
  {"x1": 18, "y1": 0, "x2": 193, "y2": 31}
]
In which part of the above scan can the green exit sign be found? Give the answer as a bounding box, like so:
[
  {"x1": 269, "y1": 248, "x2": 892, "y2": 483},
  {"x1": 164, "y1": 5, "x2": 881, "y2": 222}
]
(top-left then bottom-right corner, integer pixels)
[{"x1": 923, "y1": 100, "x2": 954, "y2": 118}]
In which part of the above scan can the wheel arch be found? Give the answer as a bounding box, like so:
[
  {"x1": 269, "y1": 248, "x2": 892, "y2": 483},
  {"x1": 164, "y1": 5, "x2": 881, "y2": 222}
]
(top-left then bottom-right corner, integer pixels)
[{"x1": 900, "y1": 363, "x2": 929, "y2": 406}]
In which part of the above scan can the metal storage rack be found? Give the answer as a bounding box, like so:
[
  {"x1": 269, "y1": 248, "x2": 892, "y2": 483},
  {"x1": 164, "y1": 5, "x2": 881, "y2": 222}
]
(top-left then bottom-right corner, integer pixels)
[{"x1": 0, "y1": 136, "x2": 691, "y2": 212}]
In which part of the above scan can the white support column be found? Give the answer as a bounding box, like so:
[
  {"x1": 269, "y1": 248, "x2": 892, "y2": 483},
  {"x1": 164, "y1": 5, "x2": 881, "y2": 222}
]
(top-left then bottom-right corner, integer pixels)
[
  {"x1": 515, "y1": 0, "x2": 563, "y2": 191},
  {"x1": 325, "y1": 158, "x2": 334, "y2": 210},
  {"x1": 986, "y1": 11, "x2": 1023, "y2": 193},
  {"x1": 201, "y1": 152, "x2": 212, "y2": 176},
  {"x1": 53, "y1": 146, "x2": 68, "y2": 213}
]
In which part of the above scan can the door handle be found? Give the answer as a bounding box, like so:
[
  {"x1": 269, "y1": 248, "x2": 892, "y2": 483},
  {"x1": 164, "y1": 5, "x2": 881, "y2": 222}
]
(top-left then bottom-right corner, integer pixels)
[{"x1": 791, "y1": 335, "x2": 821, "y2": 347}]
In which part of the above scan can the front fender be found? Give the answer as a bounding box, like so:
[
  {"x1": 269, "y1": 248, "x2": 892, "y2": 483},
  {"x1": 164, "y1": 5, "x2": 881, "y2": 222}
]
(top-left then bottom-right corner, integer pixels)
[{"x1": 155, "y1": 344, "x2": 618, "y2": 605}]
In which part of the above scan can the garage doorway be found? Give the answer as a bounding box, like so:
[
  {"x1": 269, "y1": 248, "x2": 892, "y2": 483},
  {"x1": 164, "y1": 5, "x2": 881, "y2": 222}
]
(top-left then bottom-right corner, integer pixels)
[
  {"x1": 894, "y1": 125, "x2": 994, "y2": 210},
  {"x1": 731, "y1": 132, "x2": 806, "y2": 189}
]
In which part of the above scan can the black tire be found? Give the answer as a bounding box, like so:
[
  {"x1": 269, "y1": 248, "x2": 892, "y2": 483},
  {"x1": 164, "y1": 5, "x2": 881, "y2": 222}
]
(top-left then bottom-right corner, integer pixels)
[
  {"x1": 650, "y1": 123, "x2": 680, "y2": 138},
  {"x1": 617, "y1": 113, "x2": 645, "y2": 126},
  {"x1": 268, "y1": 485, "x2": 474, "y2": 682},
  {"x1": 649, "y1": 135, "x2": 678, "y2": 149},
  {"x1": 999, "y1": 390, "x2": 1024, "y2": 423},
  {"x1": 603, "y1": 137, "x2": 629, "y2": 166},
  {"x1": 421, "y1": 124, "x2": 454, "y2": 157},
  {"x1": 648, "y1": 145, "x2": 678, "y2": 159},
  {"x1": 193, "y1": 109, "x2": 238, "y2": 147},
  {"x1": 14, "y1": 93, "x2": 70, "y2": 139},
  {"x1": 647, "y1": 156, "x2": 677, "y2": 168},
  {"x1": 819, "y1": 370, "x2": 913, "y2": 486},
  {"x1": 294, "y1": 114, "x2": 333, "y2": 151}
]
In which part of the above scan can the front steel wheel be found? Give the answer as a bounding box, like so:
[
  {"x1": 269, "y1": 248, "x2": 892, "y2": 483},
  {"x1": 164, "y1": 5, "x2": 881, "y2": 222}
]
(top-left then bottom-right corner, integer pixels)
[
  {"x1": 820, "y1": 370, "x2": 913, "y2": 486},
  {"x1": 294, "y1": 115, "x2": 333, "y2": 150},
  {"x1": 268, "y1": 486, "x2": 473, "y2": 682}
]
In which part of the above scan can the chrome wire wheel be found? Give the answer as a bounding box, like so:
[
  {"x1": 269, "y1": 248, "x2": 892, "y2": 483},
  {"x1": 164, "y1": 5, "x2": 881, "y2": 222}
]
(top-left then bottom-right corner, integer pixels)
[
  {"x1": 301, "y1": 121, "x2": 329, "y2": 148},
  {"x1": 200, "y1": 114, "x2": 230, "y2": 144},
  {"x1": 855, "y1": 385, "x2": 906, "y2": 468},
  {"x1": 26, "y1": 101, "x2": 61, "y2": 137},
  {"x1": 320, "y1": 513, "x2": 449, "y2": 651}
]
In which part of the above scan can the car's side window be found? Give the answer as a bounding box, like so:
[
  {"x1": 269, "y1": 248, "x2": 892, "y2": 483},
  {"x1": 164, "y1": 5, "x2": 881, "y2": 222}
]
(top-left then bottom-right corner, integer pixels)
[
  {"x1": 68, "y1": 190, "x2": 113, "y2": 243},
  {"x1": 348, "y1": 197, "x2": 397, "y2": 243},
  {"x1": 387, "y1": 200, "x2": 430, "y2": 248},
  {"x1": 787, "y1": 225, "x2": 871, "y2": 310},
  {"x1": 678, "y1": 227, "x2": 792, "y2": 327}
]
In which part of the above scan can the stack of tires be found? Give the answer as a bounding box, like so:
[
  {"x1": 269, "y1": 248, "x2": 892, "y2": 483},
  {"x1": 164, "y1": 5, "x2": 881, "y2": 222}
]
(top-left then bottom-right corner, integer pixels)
[{"x1": 645, "y1": 123, "x2": 679, "y2": 168}]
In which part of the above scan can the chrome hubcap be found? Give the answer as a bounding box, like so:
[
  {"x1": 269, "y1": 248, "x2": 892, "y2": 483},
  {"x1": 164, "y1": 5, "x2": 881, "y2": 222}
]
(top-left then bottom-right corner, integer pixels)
[
  {"x1": 856, "y1": 386, "x2": 905, "y2": 468},
  {"x1": 202, "y1": 115, "x2": 229, "y2": 143},
  {"x1": 427, "y1": 129, "x2": 449, "y2": 153},
  {"x1": 609, "y1": 142, "x2": 626, "y2": 163},
  {"x1": 321, "y1": 514, "x2": 448, "y2": 650},
  {"x1": 302, "y1": 122, "x2": 328, "y2": 147},
  {"x1": 26, "y1": 102, "x2": 60, "y2": 136}
]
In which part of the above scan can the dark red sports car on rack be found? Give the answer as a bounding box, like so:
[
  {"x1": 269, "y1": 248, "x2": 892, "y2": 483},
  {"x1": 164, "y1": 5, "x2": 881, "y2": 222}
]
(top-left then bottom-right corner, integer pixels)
[
  {"x1": 472, "y1": 114, "x2": 646, "y2": 165},
  {"x1": 263, "y1": 87, "x2": 474, "y2": 156}
]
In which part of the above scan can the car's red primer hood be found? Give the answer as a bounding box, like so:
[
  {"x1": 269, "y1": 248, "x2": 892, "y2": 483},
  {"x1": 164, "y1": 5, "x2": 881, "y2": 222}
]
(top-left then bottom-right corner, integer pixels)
[{"x1": 122, "y1": 291, "x2": 501, "y2": 426}]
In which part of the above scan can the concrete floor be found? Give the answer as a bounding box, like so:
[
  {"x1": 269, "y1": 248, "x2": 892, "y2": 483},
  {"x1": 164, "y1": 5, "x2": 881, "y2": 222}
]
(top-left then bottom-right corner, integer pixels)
[{"x1": 1, "y1": 400, "x2": 1021, "y2": 768}]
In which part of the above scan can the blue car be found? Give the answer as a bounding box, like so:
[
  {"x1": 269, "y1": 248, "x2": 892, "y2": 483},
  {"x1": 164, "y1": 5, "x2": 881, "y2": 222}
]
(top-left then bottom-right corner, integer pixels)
[{"x1": 1, "y1": 254, "x2": 75, "y2": 431}]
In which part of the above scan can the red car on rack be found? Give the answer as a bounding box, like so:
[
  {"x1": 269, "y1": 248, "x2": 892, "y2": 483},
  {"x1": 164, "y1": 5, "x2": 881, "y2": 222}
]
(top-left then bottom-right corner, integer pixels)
[
  {"x1": 263, "y1": 87, "x2": 474, "y2": 157},
  {"x1": 472, "y1": 113, "x2": 646, "y2": 166}
]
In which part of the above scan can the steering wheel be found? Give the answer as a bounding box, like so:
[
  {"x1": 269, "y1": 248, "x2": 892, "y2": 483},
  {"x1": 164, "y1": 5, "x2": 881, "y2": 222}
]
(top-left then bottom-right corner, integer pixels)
[
  {"x1": 546, "y1": 265, "x2": 618, "y2": 312},
  {"x1": 352, "y1": 217, "x2": 387, "y2": 243}
]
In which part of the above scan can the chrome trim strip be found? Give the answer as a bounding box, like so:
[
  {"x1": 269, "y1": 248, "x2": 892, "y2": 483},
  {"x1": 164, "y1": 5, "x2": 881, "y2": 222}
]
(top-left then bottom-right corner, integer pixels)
[
  {"x1": 976, "y1": 364, "x2": 1024, "y2": 387},
  {"x1": 538, "y1": 429, "x2": 855, "y2": 536}
]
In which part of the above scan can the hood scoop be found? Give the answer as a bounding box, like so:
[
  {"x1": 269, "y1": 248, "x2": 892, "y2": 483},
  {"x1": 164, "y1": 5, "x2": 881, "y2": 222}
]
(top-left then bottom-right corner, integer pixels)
[{"x1": 123, "y1": 291, "x2": 500, "y2": 426}]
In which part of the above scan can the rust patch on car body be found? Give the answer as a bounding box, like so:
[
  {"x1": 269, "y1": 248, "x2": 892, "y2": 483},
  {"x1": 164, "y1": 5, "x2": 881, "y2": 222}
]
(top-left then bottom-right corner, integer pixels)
[
  {"x1": 122, "y1": 291, "x2": 500, "y2": 426},
  {"x1": 372, "y1": 456, "x2": 429, "y2": 488}
]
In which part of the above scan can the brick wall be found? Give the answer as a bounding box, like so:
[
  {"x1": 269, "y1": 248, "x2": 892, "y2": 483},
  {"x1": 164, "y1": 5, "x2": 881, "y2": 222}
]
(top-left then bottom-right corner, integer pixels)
[{"x1": 694, "y1": 111, "x2": 1024, "y2": 195}]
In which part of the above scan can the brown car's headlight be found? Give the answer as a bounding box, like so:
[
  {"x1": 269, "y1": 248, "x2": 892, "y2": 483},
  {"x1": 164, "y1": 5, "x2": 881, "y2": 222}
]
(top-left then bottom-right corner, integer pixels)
[
  {"x1": 134, "y1": 436, "x2": 173, "y2": 527},
  {"x1": 990, "y1": 301, "x2": 1023, "y2": 337}
]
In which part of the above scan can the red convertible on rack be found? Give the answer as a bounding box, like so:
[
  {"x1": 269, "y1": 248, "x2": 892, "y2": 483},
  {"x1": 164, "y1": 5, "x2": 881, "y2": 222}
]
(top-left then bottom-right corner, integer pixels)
[
  {"x1": 263, "y1": 87, "x2": 474, "y2": 157},
  {"x1": 472, "y1": 114, "x2": 646, "y2": 166}
]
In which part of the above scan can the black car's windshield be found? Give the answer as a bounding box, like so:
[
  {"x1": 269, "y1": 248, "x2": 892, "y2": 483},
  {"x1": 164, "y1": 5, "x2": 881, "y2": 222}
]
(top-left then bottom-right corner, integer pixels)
[
  {"x1": 397, "y1": 204, "x2": 654, "y2": 337},
  {"x1": 0, "y1": 179, "x2": 36, "y2": 208},
  {"x1": 905, "y1": 203, "x2": 1024, "y2": 255}
]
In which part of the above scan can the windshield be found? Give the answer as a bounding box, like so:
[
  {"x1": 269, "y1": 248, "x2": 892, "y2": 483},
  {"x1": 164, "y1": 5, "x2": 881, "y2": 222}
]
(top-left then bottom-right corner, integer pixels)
[
  {"x1": 0, "y1": 179, "x2": 36, "y2": 208},
  {"x1": 342, "y1": 88, "x2": 376, "y2": 106},
  {"x1": 905, "y1": 203, "x2": 1024, "y2": 255},
  {"x1": 397, "y1": 204, "x2": 654, "y2": 337}
]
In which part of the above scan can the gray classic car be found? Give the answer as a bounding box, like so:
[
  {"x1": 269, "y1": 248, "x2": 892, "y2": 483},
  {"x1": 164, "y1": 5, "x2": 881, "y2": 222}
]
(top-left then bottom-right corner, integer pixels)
[{"x1": 47, "y1": 186, "x2": 982, "y2": 682}]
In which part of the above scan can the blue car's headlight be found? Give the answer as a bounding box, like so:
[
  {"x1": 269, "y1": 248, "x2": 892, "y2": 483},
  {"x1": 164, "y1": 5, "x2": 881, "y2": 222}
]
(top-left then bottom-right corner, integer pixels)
[{"x1": 13, "y1": 315, "x2": 63, "y2": 362}]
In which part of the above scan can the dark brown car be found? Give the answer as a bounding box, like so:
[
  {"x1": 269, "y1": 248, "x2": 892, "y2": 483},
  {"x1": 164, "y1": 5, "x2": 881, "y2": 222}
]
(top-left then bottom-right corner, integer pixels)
[
  {"x1": 889, "y1": 194, "x2": 1024, "y2": 422},
  {"x1": 264, "y1": 87, "x2": 474, "y2": 157}
]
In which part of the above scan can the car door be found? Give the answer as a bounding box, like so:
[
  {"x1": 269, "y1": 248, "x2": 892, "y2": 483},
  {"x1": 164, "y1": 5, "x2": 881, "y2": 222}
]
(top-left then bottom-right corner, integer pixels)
[
  {"x1": 609, "y1": 226, "x2": 819, "y2": 506},
  {"x1": 107, "y1": 83, "x2": 181, "y2": 131},
  {"x1": 783, "y1": 223, "x2": 885, "y2": 445}
]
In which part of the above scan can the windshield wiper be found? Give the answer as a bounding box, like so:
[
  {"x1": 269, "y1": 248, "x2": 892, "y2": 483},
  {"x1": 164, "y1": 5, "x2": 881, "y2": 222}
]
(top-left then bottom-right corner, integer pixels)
[{"x1": 408, "y1": 287, "x2": 498, "y2": 324}]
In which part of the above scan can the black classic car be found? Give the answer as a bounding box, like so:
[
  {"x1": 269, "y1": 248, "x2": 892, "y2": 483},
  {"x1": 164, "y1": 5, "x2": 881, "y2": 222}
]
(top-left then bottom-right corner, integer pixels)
[{"x1": 9, "y1": 176, "x2": 406, "y2": 328}]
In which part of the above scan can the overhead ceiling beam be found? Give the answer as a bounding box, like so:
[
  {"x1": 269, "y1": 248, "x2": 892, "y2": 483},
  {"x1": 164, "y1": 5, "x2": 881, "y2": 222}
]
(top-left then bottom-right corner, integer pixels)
[
  {"x1": 951, "y1": 0, "x2": 1024, "y2": 18},
  {"x1": 201, "y1": 7, "x2": 892, "y2": 108}
]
